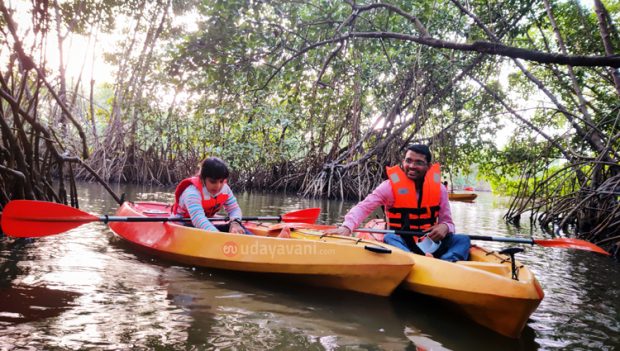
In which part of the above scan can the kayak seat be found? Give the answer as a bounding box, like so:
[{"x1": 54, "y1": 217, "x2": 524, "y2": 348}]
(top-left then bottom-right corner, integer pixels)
[
  {"x1": 499, "y1": 247, "x2": 525, "y2": 256},
  {"x1": 455, "y1": 261, "x2": 511, "y2": 277},
  {"x1": 498, "y1": 247, "x2": 524, "y2": 280},
  {"x1": 143, "y1": 210, "x2": 170, "y2": 216}
]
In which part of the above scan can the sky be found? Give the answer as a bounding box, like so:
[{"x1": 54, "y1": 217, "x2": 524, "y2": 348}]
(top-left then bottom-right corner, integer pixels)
[
  {"x1": 4, "y1": 1, "x2": 115, "y2": 85},
  {"x1": 5, "y1": 0, "x2": 206, "y2": 97}
]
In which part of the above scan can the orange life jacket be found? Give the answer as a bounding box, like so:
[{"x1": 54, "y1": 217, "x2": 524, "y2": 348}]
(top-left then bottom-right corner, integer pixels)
[
  {"x1": 386, "y1": 163, "x2": 441, "y2": 232},
  {"x1": 172, "y1": 177, "x2": 229, "y2": 218}
]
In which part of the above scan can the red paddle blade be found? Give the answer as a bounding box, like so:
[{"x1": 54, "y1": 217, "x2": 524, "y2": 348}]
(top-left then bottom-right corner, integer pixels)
[
  {"x1": 281, "y1": 208, "x2": 321, "y2": 224},
  {"x1": 1, "y1": 200, "x2": 99, "y2": 238},
  {"x1": 534, "y1": 238, "x2": 610, "y2": 255}
]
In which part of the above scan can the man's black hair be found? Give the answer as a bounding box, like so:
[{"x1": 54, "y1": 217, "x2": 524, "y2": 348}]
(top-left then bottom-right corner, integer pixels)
[
  {"x1": 200, "y1": 157, "x2": 230, "y2": 180},
  {"x1": 405, "y1": 144, "x2": 432, "y2": 163}
]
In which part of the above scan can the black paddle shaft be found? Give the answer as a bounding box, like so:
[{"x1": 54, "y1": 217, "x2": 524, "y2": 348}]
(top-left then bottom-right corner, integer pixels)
[
  {"x1": 99, "y1": 215, "x2": 282, "y2": 223},
  {"x1": 356, "y1": 229, "x2": 538, "y2": 246},
  {"x1": 467, "y1": 235, "x2": 535, "y2": 245}
]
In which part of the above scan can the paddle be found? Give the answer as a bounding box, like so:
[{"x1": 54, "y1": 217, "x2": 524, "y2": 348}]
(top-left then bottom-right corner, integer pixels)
[
  {"x1": 353, "y1": 228, "x2": 610, "y2": 255},
  {"x1": 1, "y1": 200, "x2": 321, "y2": 238}
]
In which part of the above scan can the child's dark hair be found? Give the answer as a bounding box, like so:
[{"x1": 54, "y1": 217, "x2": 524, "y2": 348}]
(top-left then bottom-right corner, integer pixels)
[{"x1": 199, "y1": 157, "x2": 229, "y2": 180}]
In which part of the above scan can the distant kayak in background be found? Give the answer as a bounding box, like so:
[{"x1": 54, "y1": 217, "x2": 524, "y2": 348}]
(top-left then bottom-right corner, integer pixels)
[
  {"x1": 463, "y1": 186, "x2": 475, "y2": 191},
  {"x1": 448, "y1": 192, "x2": 478, "y2": 202}
]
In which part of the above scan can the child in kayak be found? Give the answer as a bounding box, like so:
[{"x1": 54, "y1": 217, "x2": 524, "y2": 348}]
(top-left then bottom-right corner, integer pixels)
[{"x1": 172, "y1": 157, "x2": 247, "y2": 234}]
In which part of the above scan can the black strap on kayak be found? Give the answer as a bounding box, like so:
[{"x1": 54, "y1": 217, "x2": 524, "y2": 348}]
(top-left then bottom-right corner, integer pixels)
[
  {"x1": 364, "y1": 245, "x2": 392, "y2": 254},
  {"x1": 499, "y1": 247, "x2": 524, "y2": 280}
]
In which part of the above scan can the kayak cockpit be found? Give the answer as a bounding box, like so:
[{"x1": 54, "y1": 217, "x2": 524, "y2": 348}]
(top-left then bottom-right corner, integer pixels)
[{"x1": 455, "y1": 260, "x2": 512, "y2": 277}]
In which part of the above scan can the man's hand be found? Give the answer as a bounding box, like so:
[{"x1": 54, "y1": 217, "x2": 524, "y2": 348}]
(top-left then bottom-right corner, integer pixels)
[
  {"x1": 229, "y1": 220, "x2": 245, "y2": 234},
  {"x1": 324, "y1": 226, "x2": 352, "y2": 236},
  {"x1": 426, "y1": 223, "x2": 449, "y2": 242}
]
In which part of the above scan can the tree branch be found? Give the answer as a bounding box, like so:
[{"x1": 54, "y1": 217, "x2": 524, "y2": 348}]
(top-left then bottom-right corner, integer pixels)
[{"x1": 347, "y1": 32, "x2": 620, "y2": 67}]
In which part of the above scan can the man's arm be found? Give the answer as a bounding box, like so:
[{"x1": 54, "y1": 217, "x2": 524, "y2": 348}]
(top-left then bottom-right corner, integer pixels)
[
  {"x1": 426, "y1": 184, "x2": 455, "y2": 241},
  {"x1": 333, "y1": 180, "x2": 393, "y2": 235},
  {"x1": 438, "y1": 183, "x2": 455, "y2": 233}
]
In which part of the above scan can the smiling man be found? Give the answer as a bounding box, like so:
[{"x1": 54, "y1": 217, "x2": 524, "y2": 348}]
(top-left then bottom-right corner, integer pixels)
[{"x1": 327, "y1": 144, "x2": 470, "y2": 261}]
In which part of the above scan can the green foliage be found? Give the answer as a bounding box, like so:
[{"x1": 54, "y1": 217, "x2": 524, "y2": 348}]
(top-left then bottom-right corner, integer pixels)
[
  {"x1": 57, "y1": 0, "x2": 142, "y2": 34},
  {"x1": 27, "y1": 0, "x2": 616, "y2": 194}
]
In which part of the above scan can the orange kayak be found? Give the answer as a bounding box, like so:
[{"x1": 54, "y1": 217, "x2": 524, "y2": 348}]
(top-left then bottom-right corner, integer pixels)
[
  {"x1": 245, "y1": 221, "x2": 544, "y2": 338},
  {"x1": 107, "y1": 202, "x2": 414, "y2": 296}
]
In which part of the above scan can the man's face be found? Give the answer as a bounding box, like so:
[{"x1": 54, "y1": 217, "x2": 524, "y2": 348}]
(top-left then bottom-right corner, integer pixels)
[
  {"x1": 204, "y1": 177, "x2": 226, "y2": 196},
  {"x1": 402, "y1": 150, "x2": 429, "y2": 182}
]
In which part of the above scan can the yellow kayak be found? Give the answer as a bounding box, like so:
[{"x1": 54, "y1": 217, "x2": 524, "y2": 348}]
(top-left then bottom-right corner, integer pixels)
[
  {"x1": 107, "y1": 202, "x2": 415, "y2": 296},
  {"x1": 400, "y1": 245, "x2": 543, "y2": 338},
  {"x1": 246, "y1": 222, "x2": 544, "y2": 338}
]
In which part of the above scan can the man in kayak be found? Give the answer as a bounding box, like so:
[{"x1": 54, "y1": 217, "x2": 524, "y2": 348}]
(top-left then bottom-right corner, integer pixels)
[
  {"x1": 172, "y1": 157, "x2": 247, "y2": 234},
  {"x1": 327, "y1": 144, "x2": 470, "y2": 261}
]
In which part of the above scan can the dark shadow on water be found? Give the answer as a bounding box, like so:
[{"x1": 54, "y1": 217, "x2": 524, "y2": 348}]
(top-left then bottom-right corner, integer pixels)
[
  {"x1": 0, "y1": 285, "x2": 81, "y2": 324},
  {"x1": 0, "y1": 238, "x2": 81, "y2": 326}
]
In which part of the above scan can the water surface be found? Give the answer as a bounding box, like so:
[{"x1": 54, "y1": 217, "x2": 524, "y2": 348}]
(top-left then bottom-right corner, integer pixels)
[{"x1": 1, "y1": 184, "x2": 618, "y2": 350}]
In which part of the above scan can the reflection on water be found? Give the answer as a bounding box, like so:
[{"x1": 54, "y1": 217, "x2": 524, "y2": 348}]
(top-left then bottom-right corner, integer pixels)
[
  {"x1": 0, "y1": 184, "x2": 619, "y2": 350},
  {"x1": 162, "y1": 269, "x2": 412, "y2": 349}
]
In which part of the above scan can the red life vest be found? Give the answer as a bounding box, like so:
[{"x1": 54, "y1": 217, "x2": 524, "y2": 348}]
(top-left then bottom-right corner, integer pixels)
[
  {"x1": 386, "y1": 163, "x2": 442, "y2": 231},
  {"x1": 172, "y1": 177, "x2": 229, "y2": 218}
]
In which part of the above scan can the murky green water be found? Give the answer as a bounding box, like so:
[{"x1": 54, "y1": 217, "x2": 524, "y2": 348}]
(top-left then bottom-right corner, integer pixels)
[{"x1": 1, "y1": 183, "x2": 619, "y2": 350}]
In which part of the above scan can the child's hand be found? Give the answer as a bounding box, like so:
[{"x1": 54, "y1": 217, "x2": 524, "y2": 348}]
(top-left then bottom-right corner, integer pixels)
[
  {"x1": 277, "y1": 225, "x2": 291, "y2": 238},
  {"x1": 229, "y1": 221, "x2": 245, "y2": 234}
]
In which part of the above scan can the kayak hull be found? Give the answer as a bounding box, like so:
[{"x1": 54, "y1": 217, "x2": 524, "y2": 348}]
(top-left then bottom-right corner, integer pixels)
[
  {"x1": 248, "y1": 222, "x2": 544, "y2": 338},
  {"x1": 401, "y1": 245, "x2": 543, "y2": 338},
  {"x1": 448, "y1": 193, "x2": 478, "y2": 202},
  {"x1": 108, "y1": 202, "x2": 414, "y2": 296}
]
